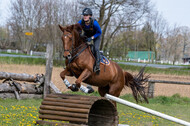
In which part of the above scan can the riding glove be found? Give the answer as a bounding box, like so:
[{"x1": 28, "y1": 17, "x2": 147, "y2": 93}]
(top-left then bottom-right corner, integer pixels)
[{"x1": 86, "y1": 37, "x2": 92, "y2": 42}]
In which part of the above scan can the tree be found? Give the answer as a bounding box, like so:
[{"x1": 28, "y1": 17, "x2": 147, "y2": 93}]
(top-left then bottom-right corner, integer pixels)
[
  {"x1": 0, "y1": 25, "x2": 10, "y2": 49},
  {"x1": 8, "y1": 0, "x2": 44, "y2": 54},
  {"x1": 164, "y1": 25, "x2": 183, "y2": 64},
  {"x1": 179, "y1": 26, "x2": 190, "y2": 58},
  {"x1": 41, "y1": 0, "x2": 81, "y2": 62},
  {"x1": 146, "y1": 11, "x2": 167, "y2": 60},
  {"x1": 141, "y1": 22, "x2": 156, "y2": 53}
]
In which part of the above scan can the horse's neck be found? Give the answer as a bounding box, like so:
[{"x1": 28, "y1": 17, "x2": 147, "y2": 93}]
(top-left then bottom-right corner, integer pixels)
[
  {"x1": 75, "y1": 40, "x2": 84, "y2": 48},
  {"x1": 74, "y1": 36, "x2": 84, "y2": 48},
  {"x1": 78, "y1": 49, "x2": 95, "y2": 72}
]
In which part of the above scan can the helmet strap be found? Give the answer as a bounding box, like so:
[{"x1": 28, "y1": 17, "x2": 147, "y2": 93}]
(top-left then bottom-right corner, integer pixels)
[
  {"x1": 84, "y1": 18, "x2": 91, "y2": 23},
  {"x1": 85, "y1": 20, "x2": 90, "y2": 23}
]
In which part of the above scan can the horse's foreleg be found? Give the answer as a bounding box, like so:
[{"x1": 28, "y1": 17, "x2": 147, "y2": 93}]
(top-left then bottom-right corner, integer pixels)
[
  {"x1": 75, "y1": 69, "x2": 92, "y2": 93},
  {"x1": 60, "y1": 67, "x2": 73, "y2": 88}
]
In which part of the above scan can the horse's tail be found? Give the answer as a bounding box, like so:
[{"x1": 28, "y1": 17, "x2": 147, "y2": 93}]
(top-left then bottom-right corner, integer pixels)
[{"x1": 124, "y1": 66, "x2": 149, "y2": 103}]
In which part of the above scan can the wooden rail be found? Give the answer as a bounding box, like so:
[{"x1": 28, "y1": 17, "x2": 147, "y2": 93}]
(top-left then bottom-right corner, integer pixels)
[{"x1": 147, "y1": 80, "x2": 190, "y2": 98}]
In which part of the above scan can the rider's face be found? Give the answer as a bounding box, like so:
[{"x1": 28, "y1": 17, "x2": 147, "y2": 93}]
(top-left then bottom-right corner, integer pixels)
[{"x1": 83, "y1": 15, "x2": 91, "y2": 22}]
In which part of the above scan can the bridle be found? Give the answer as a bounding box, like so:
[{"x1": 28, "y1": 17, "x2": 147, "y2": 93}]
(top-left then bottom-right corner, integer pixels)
[
  {"x1": 62, "y1": 31, "x2": 88, "y2": 64},
  {"x1": 63, "y1": 32, "x2": 74, "y2": 57}
]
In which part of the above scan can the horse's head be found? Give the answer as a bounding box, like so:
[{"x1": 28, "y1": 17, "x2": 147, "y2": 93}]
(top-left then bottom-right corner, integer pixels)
[{"x1": 59, "y1": 23, "x2": 83, "y2": 59}]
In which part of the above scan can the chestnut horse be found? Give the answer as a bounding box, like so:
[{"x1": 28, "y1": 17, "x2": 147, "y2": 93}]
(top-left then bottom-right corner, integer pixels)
[{"x1": 59, "y1": 23, "x2": 149, "y2": 105}]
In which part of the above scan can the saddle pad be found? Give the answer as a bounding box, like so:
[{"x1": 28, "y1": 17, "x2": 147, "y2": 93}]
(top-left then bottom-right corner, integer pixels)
[{"x1": 100, "y1": 56, "x2": 110, "y2": 65}]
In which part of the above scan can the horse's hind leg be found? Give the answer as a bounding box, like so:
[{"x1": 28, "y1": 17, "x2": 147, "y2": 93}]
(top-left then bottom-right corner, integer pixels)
[
  {"x1": 98, "y1": 85, "x2": 109, "y2": 97},
  {"x1": 108, "y1": 82, "x2": 124, "y2": 106},
  {"x1": 109, "y1": 82, "x2": 123, "y2": 97}
]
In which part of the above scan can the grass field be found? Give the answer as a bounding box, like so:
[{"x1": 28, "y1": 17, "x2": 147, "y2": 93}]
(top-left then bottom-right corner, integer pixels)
[{"x1": 0, "y1": 93, "x2": 190, "y2": 126}]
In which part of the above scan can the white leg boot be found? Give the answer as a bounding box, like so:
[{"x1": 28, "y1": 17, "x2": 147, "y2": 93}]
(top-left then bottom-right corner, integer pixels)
[{"x1": 63, "y1": 79, "x2": 71, "y2": 88}]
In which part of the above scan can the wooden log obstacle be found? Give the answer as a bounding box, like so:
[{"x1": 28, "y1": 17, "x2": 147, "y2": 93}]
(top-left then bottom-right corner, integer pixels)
[
  {"x1": 36, "y1": 93, "x2": 118, "y2": 126},
  {"x1": 0, "y1": 43, "x2": 57, "y2": 99},
  {"x1": 0, "y1": 72, "x2": 61, "y2": 99}
]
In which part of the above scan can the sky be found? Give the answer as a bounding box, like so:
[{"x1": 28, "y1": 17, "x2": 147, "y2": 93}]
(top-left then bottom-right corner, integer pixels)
[
  {"x1": 151, "y1": 0, "x2": 190, "y2": 27},
  {"x1": 1, "y1": 0, "x2": 190, "y2": 27},
  {"x1": 0, "y1": 0, "x2": 11, "y2": 25}
]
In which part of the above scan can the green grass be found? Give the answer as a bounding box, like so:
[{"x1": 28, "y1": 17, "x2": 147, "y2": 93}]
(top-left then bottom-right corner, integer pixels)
[
  {"x1": 0, "y1": 57, "x2": 65, "y2": 66},
  {"x1": 0, "y1": 93, "x2": 189, "y2": 126},
  {"x1": 0, "y1": 57, "x2": 46, "y2": 65},
  {"x1": 0, "y1": 98, "x2": 42, "y2": 126}
]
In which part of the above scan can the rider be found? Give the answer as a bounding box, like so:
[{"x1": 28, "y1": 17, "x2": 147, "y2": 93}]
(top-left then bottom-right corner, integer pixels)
[{"x1": 78, "y1": 8, "x2": 102, "y2": 74}]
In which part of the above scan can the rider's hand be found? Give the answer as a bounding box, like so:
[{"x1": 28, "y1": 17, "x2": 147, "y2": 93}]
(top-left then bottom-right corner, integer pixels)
[{"x1": 86, "y1": 37, "x2": 92, "y2": 42}]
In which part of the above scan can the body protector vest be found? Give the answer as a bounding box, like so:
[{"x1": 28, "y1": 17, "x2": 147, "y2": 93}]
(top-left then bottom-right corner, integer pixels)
[{"x1": 81, "y1": 18, "x2": 96, "y2": 38}]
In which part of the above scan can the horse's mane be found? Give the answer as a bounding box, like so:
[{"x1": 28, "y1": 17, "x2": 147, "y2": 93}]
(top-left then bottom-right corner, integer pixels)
[
  {"x1": 74, "y1": 23, "x2": 86, "y2": 41},
  {"x1": 66, "y1": 23, "x2": 86, "y2": 47}
]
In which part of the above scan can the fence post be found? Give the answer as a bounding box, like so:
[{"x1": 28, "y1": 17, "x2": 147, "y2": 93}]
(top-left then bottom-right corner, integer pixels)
[
  {"x1": 148, "y1": 82, "x2": 155, "y2": 98},
  {"x1": 44, "y1": 43, "x2": 53, "y2": 98}
]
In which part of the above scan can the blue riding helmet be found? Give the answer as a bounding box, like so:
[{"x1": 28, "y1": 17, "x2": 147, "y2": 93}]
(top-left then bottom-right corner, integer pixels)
[{"x1": 82, "y1": 8, "x2": 92, "y2": 15}]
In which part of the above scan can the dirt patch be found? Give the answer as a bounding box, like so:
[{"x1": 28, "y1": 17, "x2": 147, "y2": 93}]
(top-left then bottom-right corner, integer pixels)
[{"x1": 0, "y1": 64, "x2": 190, "y2": 97}]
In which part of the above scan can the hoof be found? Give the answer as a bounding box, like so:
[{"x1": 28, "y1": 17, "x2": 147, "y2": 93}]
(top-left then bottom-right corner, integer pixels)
[
  {"x1": 70, "y1": 84, "x2": 79, "y2": 92},
  {"x1": 87, "y1": 86, "x2": 94, "y2": 93}
]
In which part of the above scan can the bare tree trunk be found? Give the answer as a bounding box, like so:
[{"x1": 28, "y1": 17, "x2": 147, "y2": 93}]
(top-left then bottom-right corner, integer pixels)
[
  {"x1": 0, "y1": 72, "x2": 37, "y2": 82},
  {"x1": 0, "y1": 83, "x2": 43, "y2": 94}
]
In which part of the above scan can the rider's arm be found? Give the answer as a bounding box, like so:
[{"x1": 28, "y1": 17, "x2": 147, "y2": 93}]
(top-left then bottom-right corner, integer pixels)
[
  {"x1": 78, "y1": 20, "x2": 82, "y2": 25},
  {"x1": 93, "y1": 20, "x2": 102, "y2": 39}
]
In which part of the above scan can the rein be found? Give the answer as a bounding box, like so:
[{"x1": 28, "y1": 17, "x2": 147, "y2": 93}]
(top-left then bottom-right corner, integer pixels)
[{"x1": 68, "y1": 43, "x2": 88, "y2": 64}]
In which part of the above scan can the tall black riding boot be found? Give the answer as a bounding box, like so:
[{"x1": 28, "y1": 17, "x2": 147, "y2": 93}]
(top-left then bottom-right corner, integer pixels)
[{"x1": 94, "y1": 51, "x2": 100, "y2": 74}]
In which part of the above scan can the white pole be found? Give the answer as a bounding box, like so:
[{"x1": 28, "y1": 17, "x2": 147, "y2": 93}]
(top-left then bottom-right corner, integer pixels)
[{"x1": 105, "y1": 94, "x2": 190, "y2": 126}]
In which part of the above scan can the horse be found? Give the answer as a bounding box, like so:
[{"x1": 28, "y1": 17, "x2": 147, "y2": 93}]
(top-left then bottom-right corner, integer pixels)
[{"x1": 58, "y1": 23, "x2": 149, "y2": 106}]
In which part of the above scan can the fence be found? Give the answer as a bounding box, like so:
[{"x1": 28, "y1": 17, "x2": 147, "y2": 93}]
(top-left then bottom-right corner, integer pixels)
[
  {"x1": 147, "y1": 80, "x2": 190, "y2": 98},
  {"x1": 0, "y1": 49, "x2": 46, "y2": 56},
  {"x1": 0, "y1": 49, "x2": 62, "y2": 60}
]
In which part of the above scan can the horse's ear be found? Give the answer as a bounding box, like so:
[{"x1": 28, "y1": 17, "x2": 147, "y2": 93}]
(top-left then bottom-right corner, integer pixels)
[{"x1": 58, "y1": 25, "x2": 65, "y2": 32}]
